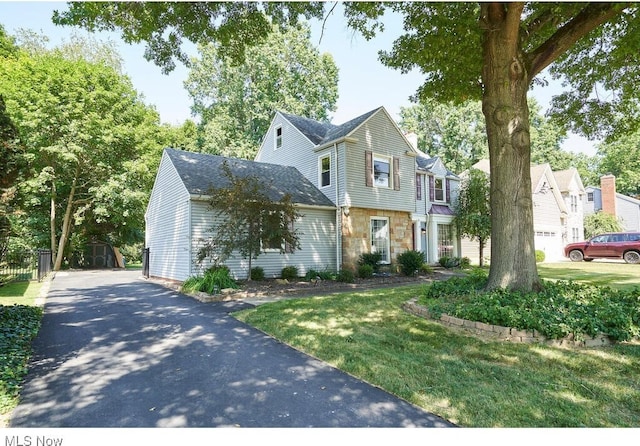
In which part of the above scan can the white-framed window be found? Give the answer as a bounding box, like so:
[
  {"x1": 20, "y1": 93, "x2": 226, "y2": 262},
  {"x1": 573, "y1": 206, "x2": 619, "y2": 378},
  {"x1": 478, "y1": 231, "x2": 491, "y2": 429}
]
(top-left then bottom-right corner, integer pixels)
[
  {"x1": 570, "y1": 194, "x2": 578, "y2": 212},
  {"x1": 370, "y1": 217, "x2": 390, "y2": 264},
  {"x1": 437, "y1": 224, "x2": 453, "y2": 258},
  {"x1": 319, "y1": 154, "x2": 331, "y2": 188},
  {"x1": 587, "y1": 192, "x2": 594, "y2": 202},
  {"x1": 275, "y1": 125, "x2": 283, "y2": 149},
  {"x1": 261, "y1": 211, "x2": 283, "y2": 251},
  {"x1": 572, "y1": 227, "x2": 580, "y2": 242},
  {"x1": 373, "y1": 155, "x2": 391, "y2": 188},
  {"x1": 434, "y1": 177, "x2": 445, "y2": 201}
]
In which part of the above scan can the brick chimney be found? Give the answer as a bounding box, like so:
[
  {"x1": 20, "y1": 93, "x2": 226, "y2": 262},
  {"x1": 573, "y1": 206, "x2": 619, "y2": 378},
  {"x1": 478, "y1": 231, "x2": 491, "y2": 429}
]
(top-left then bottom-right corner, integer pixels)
[{"x1": 600, "y1": 174, "x2": 617, "y2": 216}]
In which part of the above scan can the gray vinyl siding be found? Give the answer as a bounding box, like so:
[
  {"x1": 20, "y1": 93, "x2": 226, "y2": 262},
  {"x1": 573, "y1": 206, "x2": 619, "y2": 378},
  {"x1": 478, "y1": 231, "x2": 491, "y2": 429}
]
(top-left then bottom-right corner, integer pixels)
[
  {"x1": 145, "y1": 154, "x2": 192, "y2": 281},
  {"x1": 190, "y1": 201, "x2": 337, "y2": 280},
  {"x1": 532, "y1": 190, "x2": 562, "y2": 228},
  {"x1": 255, "y1": 114, "x2": 338, "y2": 205},
  {"x1": 617, "y1": 198, "x2": 640, "y2": 231},
  {"x1": 343, "y1": 111, "x2": 415, "y2": 212}
]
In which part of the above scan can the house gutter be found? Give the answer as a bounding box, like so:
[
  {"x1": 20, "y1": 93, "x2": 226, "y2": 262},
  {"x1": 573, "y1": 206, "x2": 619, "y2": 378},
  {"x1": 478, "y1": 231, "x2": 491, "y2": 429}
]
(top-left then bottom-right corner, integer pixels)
[
  {"x1": 314, "y1": 136, "x2": 358, "y2": 153},
  {"x1": 334, "y1": 142, "x2": 341, "y2": 272}
]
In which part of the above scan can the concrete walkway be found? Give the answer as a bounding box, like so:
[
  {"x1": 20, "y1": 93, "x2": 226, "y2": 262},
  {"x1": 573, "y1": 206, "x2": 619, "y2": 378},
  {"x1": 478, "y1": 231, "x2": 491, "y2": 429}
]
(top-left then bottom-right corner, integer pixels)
[{"x1": 10, "y1": 270, "x2": 454, "y2": 428}]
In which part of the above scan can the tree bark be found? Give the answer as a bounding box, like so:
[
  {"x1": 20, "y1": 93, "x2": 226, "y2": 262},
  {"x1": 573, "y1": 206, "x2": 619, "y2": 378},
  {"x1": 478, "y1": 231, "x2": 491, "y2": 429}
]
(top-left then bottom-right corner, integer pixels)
[
  {"x1": 50, "y1": 178, "x2": 57, "y2": 262},
  {"x1": 53, "y1": 165, "x2": 79, "y2": 271},
  {"x1": 481, "y1": 3, "x2": 541, "y2": 291}
]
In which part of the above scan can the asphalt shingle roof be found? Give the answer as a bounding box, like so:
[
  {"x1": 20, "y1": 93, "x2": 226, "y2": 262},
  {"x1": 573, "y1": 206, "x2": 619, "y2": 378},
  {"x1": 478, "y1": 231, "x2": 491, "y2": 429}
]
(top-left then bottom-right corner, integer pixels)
[
  {"x1": 280, "y1": 107, "x2": 383, "y2": 146},
  {"x1": 165, "y1": 148, "x2": 335, "y2": 208}
]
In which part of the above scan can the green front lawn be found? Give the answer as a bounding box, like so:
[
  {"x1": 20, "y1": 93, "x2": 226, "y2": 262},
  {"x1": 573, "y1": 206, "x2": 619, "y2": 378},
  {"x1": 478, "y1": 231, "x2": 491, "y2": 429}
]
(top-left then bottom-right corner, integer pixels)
[
  {"x1": 1, "y1": 280, "x2": 44, "y2": 422},
  {"x1": 537, "y1": 261, "x2": 639, "y2": 290},
  {"x1": 234, "y1": 267, "x2": 640, "y2": 427}
]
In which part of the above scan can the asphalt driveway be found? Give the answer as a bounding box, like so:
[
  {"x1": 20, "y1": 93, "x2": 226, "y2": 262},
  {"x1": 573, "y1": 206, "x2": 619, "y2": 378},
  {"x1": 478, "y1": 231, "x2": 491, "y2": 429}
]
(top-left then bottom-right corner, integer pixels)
[{"x1": 10, "y1": 270, "x2": 454, "y2": 427}]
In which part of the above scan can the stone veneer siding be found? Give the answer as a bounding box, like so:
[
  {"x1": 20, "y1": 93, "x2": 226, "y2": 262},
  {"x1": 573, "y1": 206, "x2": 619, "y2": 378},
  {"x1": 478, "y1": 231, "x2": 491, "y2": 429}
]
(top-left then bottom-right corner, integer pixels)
[
  {"x1": 341, "y1": 207, "x2": 413, "y2": 271},
  {"x1": 403, "y1": 298, "x2": 614, "y2": 348}
]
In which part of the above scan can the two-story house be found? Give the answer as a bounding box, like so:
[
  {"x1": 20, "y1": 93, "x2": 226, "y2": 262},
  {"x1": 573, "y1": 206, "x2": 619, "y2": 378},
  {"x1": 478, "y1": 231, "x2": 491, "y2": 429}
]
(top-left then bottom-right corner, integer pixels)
[
  {"x1": 460, "y1": 160, "x2": 583, "y2": 263},
  {"x1": 584, "y1": 175, "x2": 640, "y2": 232},
  {"x1": 255, "y1": 106, "x2": 460, "y2": 270},
  {"x1": 145, "y1": 106, "x2": 461, "y2": 281}
]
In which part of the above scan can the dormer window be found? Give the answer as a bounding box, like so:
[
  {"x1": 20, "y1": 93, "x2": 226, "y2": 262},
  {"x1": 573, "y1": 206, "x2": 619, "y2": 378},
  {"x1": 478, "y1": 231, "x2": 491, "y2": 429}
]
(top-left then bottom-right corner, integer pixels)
[
  {"x1": 275, "y1": 126, "x2": 283, "y2": 149},
  {"x1": 434, "y1": 177, "x2": 444, "y2": 201}
]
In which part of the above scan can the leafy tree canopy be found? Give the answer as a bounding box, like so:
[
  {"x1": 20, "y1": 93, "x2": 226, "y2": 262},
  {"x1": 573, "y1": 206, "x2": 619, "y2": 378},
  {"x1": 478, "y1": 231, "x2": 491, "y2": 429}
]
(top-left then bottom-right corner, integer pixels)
[
  {"x1": 584, "y1": 212, "x2": 623, "y2": 239},
  {"x1": 453, "y1": 168, "x2": 491, "y2": 267},
  {"x1": 185, "y1": 22, "x2": 338, "y2": 159}
]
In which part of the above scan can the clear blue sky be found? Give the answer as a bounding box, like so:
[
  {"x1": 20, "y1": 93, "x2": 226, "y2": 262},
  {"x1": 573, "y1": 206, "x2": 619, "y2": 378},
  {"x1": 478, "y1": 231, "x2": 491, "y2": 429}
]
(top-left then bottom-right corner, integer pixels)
[{"x1": 1, "y1": 1, "x2": 596, "y2": 155}]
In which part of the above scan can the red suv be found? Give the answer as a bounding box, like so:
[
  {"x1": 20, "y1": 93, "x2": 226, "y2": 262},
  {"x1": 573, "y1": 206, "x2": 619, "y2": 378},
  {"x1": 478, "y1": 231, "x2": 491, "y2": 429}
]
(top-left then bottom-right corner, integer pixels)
[{"x1": 564, "y1": 232, "x2": 640, "y2": 264}]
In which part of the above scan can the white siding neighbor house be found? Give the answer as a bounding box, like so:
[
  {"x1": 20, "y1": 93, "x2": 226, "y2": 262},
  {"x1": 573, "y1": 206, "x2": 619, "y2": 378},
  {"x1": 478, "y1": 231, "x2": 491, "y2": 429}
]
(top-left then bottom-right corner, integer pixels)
[
  {"x1": 145, "y1": 149, "x2": 336, "y2": 281},
  {"x1": 255, "y1": 106, "x2": 461, "y2": 269},
  {"x1": 461, "y1": 160, "x2": 581, "y2": 263},
  {"x1": 584, "y1": 175, "x2": 640, "y2": 232}
]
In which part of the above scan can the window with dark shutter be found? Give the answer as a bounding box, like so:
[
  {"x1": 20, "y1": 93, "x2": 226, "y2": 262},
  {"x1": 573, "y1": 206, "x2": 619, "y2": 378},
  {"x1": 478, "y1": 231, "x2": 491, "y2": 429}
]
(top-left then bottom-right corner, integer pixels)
[
  {"x1": 393, "y1": 156, "x2": 400, "y2": 191},
  {"x1": 429, "y1": 176, "x2": 435, "y2": 201},
  {"x1": 416, "y1": 174, "x2": 422, "y2": 200},
  {"x1": 365, "y1": 151, "x2": 373, "y2": 187},
  {"x1": 446, "y1": 178, "x2": 451, "y2": 203}
]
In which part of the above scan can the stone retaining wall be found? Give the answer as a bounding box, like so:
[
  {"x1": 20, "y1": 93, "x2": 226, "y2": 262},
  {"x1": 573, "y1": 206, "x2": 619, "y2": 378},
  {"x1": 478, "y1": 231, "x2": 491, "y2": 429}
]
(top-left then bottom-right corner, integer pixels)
[{"x1": 403, "y1": 298, "x2": 613, "y2": 348}]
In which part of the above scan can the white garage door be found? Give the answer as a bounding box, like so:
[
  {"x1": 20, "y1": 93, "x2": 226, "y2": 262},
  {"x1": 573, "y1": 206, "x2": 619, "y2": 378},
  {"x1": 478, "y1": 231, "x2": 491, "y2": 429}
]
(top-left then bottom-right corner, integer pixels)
[{"x1": 534, "y1": 230, "x2": 563, "y2": 262}]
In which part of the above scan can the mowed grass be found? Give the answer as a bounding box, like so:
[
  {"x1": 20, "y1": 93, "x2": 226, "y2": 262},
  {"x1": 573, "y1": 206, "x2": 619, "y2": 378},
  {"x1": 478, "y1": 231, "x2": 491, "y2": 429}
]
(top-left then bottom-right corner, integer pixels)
[
  {"x1": 537, "y1": 261, "x2": 639, "y2": 290},
  {"x1": 0, "y1": 280, "x2": 43, "y2": 306},
  {"x1": 234, "y1": 276, "x2": 640, "y2": 427}
]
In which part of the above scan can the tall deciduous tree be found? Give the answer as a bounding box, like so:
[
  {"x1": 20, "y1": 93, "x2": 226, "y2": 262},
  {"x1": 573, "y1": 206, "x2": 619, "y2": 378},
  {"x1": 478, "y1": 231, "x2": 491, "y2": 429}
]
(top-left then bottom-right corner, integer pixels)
[
  {"x1": 185, "y1": 23, "x2": 338, "y2": 159},
  {"x1": 453, "y1": 168, "x2": 491, "y2": 267},
  {"x1": 197, "y1": 161, "x2": 302, "y2": 280},
  {"x1": 399, "y1": 99, "x2": 488, "y2": 174},
  {"x1": 595, "y1": 133, "x2": 640, "y2": 198},
  {"x1": 0, "y1": 49, "x2": 160, "y2": 269},
  {"x1": 54, "y1": 2, "x2": 640, "y2": 291}
]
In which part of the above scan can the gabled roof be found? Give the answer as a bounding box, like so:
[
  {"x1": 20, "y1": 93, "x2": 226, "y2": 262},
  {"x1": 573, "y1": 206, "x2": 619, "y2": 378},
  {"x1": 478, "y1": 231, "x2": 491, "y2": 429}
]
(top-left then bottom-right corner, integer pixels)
[
  {"x1": 417, "y1": 155, "x2": 459, "y2": 178},
  {"x1": 164, "y1": 148, "x2": 335, "y2": 208},
  {"x1": 586, "y1": 185, "x2": 640, "y2": 205},
  {"x1": 553, "y1": 168, "x2": 585, "y2": 193},
  {"x1": 278, "y1": 106, "x2": 384, "y2": 147}
]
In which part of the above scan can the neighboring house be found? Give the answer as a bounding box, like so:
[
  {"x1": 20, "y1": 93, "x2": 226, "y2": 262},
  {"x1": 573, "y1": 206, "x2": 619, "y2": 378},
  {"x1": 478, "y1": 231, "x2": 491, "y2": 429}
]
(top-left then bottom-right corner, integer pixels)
[
  {"x1": 553, "y1": 167, "x2": 586, "y2": 245},
  {"x1": 461, "y1": 160, "x2": 580, "y2": 263},
  {"x1": 584, "y1": 175, "x2": 640, "y2": 232},
  {"x1": 255, "y1": 106, "x2": 460, "y2": 270},
  {"x1": 145, "y1": 148, "x2": 337, "y2": 281}
]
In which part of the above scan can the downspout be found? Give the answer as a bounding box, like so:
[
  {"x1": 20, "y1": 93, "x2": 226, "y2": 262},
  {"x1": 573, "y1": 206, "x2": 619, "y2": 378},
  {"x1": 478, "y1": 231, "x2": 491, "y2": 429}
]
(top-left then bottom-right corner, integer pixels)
[{"x1": 334, "y1": 143, "x2": 341, "y2": 271}]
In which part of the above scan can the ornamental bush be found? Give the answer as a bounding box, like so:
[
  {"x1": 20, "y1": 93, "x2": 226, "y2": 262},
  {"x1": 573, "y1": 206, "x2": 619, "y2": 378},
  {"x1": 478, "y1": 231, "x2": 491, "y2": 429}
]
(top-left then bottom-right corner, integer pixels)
[
  {"x1": 182, "y1": 265, "x2": 238, "y2": 294},
  {"x1": 281, "y1": 266, "x2": 299, "y2": 281},
  {"x1": 419, "y1": 275, "x2": 640, "y2": 341},
  {"x1": 396, "y1": 250, "x2": 424, "y2": 276}
]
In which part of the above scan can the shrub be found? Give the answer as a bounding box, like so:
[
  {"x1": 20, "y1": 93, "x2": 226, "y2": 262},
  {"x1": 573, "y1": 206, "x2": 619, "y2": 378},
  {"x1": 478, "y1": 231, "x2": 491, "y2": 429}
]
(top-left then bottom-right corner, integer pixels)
[
  {"x1": 396, "y1": 250, "x2": 424, "y2": 276},
  {"x1": 281, "y1": 266, "x2": 299, "y2": 281},
  {"x1": 358, "y1": 252, "x2": 382, "y2": 273},
  {"x1": 535, "y1": 250, "x2": 545, "y2": 263},
  {"x1": 439, "y1": 256, "x2": 459, "y2": 268},
  {"x1": 182, "y1": 265, "x2": 238, "y2": 294},
  {"x1": 250, "y1": 266, "x2": 265, "y2": 281},
  {"x1": 305, "y1": 269, "x2": 335, "y2": 282},
  {"x1": 336, "y1": 269, "x2": 355, "y2": 283},
  {"x1": 419, "y1": 276, "x2": 640, "y2": 341},
  {"x1": 357, "y1": 264, "x2": 374, "y2": 279},
  {"x1": 0, "y1": 305, "x2": 43, "y2": 407},
  {"x1": 419, "y1": 263, "x2": 434, "y2": 275}
]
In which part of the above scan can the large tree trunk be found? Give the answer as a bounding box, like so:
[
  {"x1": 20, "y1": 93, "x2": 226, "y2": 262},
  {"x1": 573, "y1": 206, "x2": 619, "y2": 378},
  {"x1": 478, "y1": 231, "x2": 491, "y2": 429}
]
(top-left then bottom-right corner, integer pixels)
[
  {"x1": 53, "y1": 167, "x2": 78, "y2": 271},
  {"x1": 481, "y1": 3, "x2": 541, "y2": 291},
  {"x1": 50, "y1": 179, "x2": 57, "y2": 262}
]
